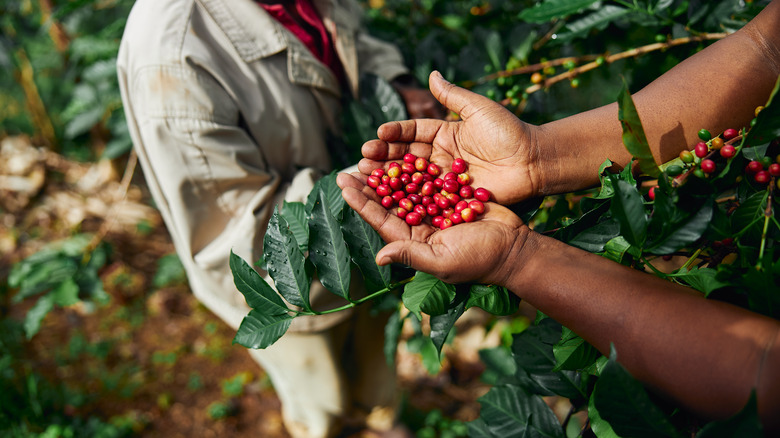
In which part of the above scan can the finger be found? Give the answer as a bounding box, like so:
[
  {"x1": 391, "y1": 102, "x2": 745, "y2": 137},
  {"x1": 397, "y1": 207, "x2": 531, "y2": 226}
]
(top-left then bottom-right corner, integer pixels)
[
  {"x1": 377, "y1": 119, "x2": 447, "y2": 144},
  {"x1": 376, "y1": 239, "x2": 439, "y2": 272},
  {"x1": 428, "y1": 70, "x2": 498, "y2": 121}
]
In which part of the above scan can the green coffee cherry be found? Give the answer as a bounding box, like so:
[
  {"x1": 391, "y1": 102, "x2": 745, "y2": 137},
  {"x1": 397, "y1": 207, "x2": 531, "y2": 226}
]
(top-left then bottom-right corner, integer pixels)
[
  {"x1": 666, "y1": 164, "x2": 684, "y2": 176},
  {"x1": 698, "y1": 129, "x2": 712, "y2": 141}
]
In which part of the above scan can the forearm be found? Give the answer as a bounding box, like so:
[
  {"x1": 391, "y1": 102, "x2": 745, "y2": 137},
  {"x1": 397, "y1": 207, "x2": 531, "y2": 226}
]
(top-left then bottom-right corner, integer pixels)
[
  {"x1": 506, "y1": 231, "x2": 780, "y2": 426},
  {"x1": 538, "y1": 0, "x2": 780, "y2": 195}
]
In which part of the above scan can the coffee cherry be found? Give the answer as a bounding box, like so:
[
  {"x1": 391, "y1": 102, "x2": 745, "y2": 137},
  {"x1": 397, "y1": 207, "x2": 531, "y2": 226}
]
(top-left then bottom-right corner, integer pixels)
[
  {"x1": 401, "y1": 162, "x2": 415, "y2": 174},
  {"x1": 413, "y1": 204, "x2": 427, "y2": 217},
  {"x1": 371, "y1": 168, "x2": 385, "y2": 178},
  {"x1": 474, "y1": 187, "x2": 491, "y2": 202},
  {"x1": 405, "y1": 212, "x2": 423, "y2": 226},
  {"x1": 387, "y1": 166, "x2": 401, "y2": 178},
  {"x1": 381, "y1": 196, "x2": 394, "y2": 208},
  {"x1": 433, "y1": 178, "x2": 444, "y2": 189},
  {"x1": 403, "y1": 153, "x2": 417, "y2": 164},
  {"x1": 399, "y1": 173, "x2": 411, "y2": 185},
  {"x1": 422, "y1": 195, "x2": 433, "y2": 206},
  {"x1": 694, "y1": 142, "x2": 709, "y2": 158},
  {"x1": 427, "y1": 163, "x2": 441, "y2": 177},
  {"x1": 452, "y1": 158, "x2": 467, "y2": 174},
  {"x1": 432, "y1": 215, "x2": 444, "y2": 228},
  {"x1": 367, "y1": 175, "x2": 381, "y2": 189},
  {"x1": 468, "y1": 200, "x2": 485, "y2": 214},
  {"x1": 392, "y1": 190, "x2": 405, "y2": 202},
  {"x1": 755, "y1": 170, "x2": 770, "y2": 184},
  {"x1": 421, "y1": 181, "x2": 436, "y2": 196},
  {"x1": 648, "y1": 186, "x2": 657, "y2": 200},
  {"x1": 680, "y1": 150, "x2": 694, "y2": 163},
  {"x1": 747, "y1": 160, "x2": 763, "y2": 174},
  {"x1": 443, "y1": 171, "x2": 458, "y2": 181},
  {"x1": 457, "y1": 173, "x2": 471, "y2": 186},
  {"x1": 450, "y1": 212, "x2": 463, "y2": 224},
  {"x1": 459, "y1": 185, "x2": 474, "y2": 199},
  {"x1": 666, "y1": 164, "x2": 683, "y2": 176},
  {"x1": 722, "y1": 128, "x2": 738, "y2": 140},
  {"x1": 445, "y1": 192, "x2": 461, "y2": 207},
  {"x1": 693, "y1": 168, "x2": 706, "y2": 179},
  {"x1": 396, "y1": 207, "x2": 408, "y2": 219},
  {"x1": 377, "y1": 184, "x2": 392, "y2": 197},
  {"x1": 436, "y1": 196, "x2": 450, "y2": 210},
  {"x1": 720, "y1": 145, "x2": 736, "y2": 159},
  {"x1": 530, "y1": 72, "x2": 544, "y2": 84},
  {"x1": 454, "y1": 200, "x2": 469, "y2": 213},
  {"x1": 408, "y1": 193, "x2": 422, "y2": 205},
  {"x1": 426, "y1": 204, "x2": 441, "y2": 216},
  {"x1": 698, "y1": 129, "x2": 712, "y2": 141},
  {"x1": 389, "y1": 177, "x2": 403, "y2": 191},
  {"x1": 711, "y1": 137, "x2": 724, "y2": 150},
  {"x1": 443, "y1": 179, "x2": 459, "y2": 193},
  {"x1": 404, "y1": 183, "x2": 419, "y2": 194},
  {"x1": 700, "y1": 159, "x2": 716, "y2": 174},
  {"x1": 398, "y1": 198, "x2": 413, "y2": 212},
  {"x1": 760, "y1": 156, "x2": 773, "y2": 169},
  {"x1": 440, "y1": 218, "x2": 454, "y2": 230},
  {"x1": 415, "y1": 157, "x2": 428, "y2": 172},
  {"x1": 769, "y1": 163, "x2": 780, "y2": 177}
]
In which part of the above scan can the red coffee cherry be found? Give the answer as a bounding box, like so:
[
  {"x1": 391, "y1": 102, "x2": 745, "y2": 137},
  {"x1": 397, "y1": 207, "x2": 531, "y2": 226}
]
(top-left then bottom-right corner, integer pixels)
[
  {"x1": 431, "y1": 215, "x2": 444, "y2": 228},
  {"x1": 421, "y1": 181, "x2": 435, "y2": 196},
  {"x1": 459, "y1": 185, "x2": 474, "y2": 199},
  {"x1": 381, "y1": 196, "x2": 394, "y2": 208},
  {"x1": 450, "y1": 212, "x2": 463, "y2": 224},
  {"x1": 405, "y1": 212, "x2": 423, "y2": 226},
  {"x1": 399, "y1": 173, "x2": 411, "y2": 185},
  {"x1": 454, "y1": 200, "x2": 469, "y2": 213},
  {"x1": 747, "y1": 160, "x2": 763, "y2": 174},
  {"x1": 367, "y1": 175, "x2": 381, "y2": 189},
  {"x1": 436, "y1": 196, "x2": 450, "y2": 210},
  {"x1": 468, "y1": 200, "x2": 485, "y2": 214},
  {"x1": 440, "y1": 218, "x2": 454, "y2": 230},
  {"x1": 415, "y1": 157, "x2": 428, "y2": 172},
  {"x1": 769, "y1": 163, "x2": 780, "y2": 177},
  {"x1": 391, "y1": 190, "x2": 405, "y2": 202},
  {"x1": 460, "y1": 208, "x2": 476, "y2": 222},
  {"x1": 404, "y1": 183, "x2": 419, "y2": 194},
  {"x1": 442, "y1": 179, "x2": 459, "y2": 193},
  {"x1": 401, "y1": 162, "x2": 416, "y2": 174},
  {"x1": 694, "y1": 142, "x2": 709, "y2": 158},
  {"x1": 648, "y1": 186, "x2": 658, "y2": 200},
  {"x1": 427, "y1": 163, "x2": 441, "y2": 177},
  {"x1": 387, "y1": 166, "x2": 401, "y2": 178},
  {"x1": 433, "y1": 178, "x2": 444, "y2": 189},
  {"x1": 755, "y1": 170, "x2": 770, "y2": 184},
  {"x1": 398, "y1": 198, "x2": 413, "y2": 212},
  {"x1": 720, "y1": 145, "x2": 736, "y2": 159},
  {"x1": 371, "y1": 168, "x2": 385, "y2": 178},
  {"x1": 457, "y1": 173, "x2": 471, "y2": 186},
  {"x1": 452, "y1": 158, "x2": 467, "y2": 174},
  {"x1": 396, "y1": 207, "x2": 408, "y2": 219},
  {"x1": 413, "y1": 204, "x2": 427, "y2": 218},
  {"x1": 443, "y1": 171, "x2": 458, "y2": 181},
  {"x1": 445, "y1": 192, "x2": 461, "y2": 207},
  {"x1": 389, "y1": 177, "x2": 403, "y2": 191},
  {"x1": 426, "y1": 203, "x2": 441, "y2": 216},
  {"x1": 474, "y1": 187, "x2": 491, "y2": 202},
  {"x1": 722, "y1": 128, "x2": 738, "y2": 140},
  {"x1": 376, "y1": 184, "x2": 392, "y2": 197},
  {"x1": 408, "y1": 193, "x2": 422, "y2": 205},
  {"x1": 411, "y1": 172, "x2": 425, "y2": 185},
  {"x1": 700, "y1": 159, "x2": 716, "y2": 174},
  {"x1": 403, "y1": 153, "x2": 417, "y2": 164}
]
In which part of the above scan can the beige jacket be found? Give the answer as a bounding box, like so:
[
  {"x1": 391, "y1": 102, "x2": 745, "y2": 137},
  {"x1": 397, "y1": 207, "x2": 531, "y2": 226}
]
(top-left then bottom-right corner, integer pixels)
[{"x1": 117, "y1": 0, "x2": 408, "y2": 332}]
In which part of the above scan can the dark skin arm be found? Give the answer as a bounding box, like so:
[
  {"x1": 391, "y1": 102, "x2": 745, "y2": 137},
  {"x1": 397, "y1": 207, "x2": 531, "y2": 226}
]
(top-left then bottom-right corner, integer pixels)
[{"x1": 338, "y1": 173, "x2": 780, "y2": 432}]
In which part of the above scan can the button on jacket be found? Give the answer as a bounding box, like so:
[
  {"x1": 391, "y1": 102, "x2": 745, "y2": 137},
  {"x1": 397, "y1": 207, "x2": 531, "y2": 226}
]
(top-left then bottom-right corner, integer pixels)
[{"x1": 117, "y1": 0, "x2": 409, "y2": 332}]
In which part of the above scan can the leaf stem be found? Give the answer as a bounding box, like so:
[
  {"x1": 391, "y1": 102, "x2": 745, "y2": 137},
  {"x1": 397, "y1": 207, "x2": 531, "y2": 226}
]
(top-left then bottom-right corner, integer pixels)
[
  {"x1": 293, "y1": 275, "x2": 416, "y2": 316},
  {"x1": 640, "y1": 256, "x2": 668, "y2": 278},
  {"x1": 679, "y1": 248, "x2": 702, "y2": 272},
  {"x1": 757, "y1": 178, "x2": 775, "y2": 270}
]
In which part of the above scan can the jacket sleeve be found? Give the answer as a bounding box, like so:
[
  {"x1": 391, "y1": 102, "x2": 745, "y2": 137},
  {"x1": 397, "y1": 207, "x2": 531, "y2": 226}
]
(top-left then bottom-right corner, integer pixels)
[{"x1": 117, "y1": 61, "x2": 352, "y2": 333}]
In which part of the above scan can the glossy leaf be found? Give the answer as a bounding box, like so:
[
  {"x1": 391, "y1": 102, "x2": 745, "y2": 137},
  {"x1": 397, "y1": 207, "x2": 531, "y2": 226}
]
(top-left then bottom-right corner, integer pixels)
[
  {"x1": 281, "y1": 201, "x2": 309, "y2": 252},
  {"x1": 229, "y1": 251, "x2": 290, "y2": 315},
  {"x1": 341, "y1": 208, "x2": 392, "y2": 292},
  {"x1": 474, "y1": 384, "x2": 564, "y2": 438},
  {"x1": 308, "y1": 188, "x2": 352, "y2": 300},
  {"x1": 402, "y1": 272, "x2": 456, "y2": 320},
  {"x1": 609, "y1": 176, "x2": 648, "y2": 247},
  {"x1": 618, "y1": 79, "x2": 660, "y2": 178},
  {"x1": 647, "y1": 200, "x2": 713, "y2": 254},
  {"x1": 430, "y1": 289, "x2": 468, "y2": 358},
  {"x1": 305, "y1": 173, "x2": 346, "y2": 219},
  {"x1": 588, "y1": 393, "x2": 620, "y2": 438},
  {"x1": 556, "y1": 5, "x2": 630, "y2": 42},
  {"x1": 263, "y1": 209, "x2": 312, "y2": 311},
  {"x1": 552, "y1": 327, "x2": 600, "y2": 371},
  {"x1": 518, "y1": 0, "x2": 600, "y2": 23},
  {"x1": 233, "y1": 310, "x2": 293, "y2": 349},
  {"x1": 594, "y1": 346, "x2": 683, "y2": 438},
  {"x1": 466, "y1": 284, "x2": 521, "y2": 316},
  {"x1": 668, "y1": 267, "x2": 729, "y2": 296}
]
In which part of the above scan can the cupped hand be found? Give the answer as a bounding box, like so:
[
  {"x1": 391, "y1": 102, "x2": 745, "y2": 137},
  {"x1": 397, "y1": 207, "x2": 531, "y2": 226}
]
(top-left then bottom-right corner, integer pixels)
[
  {"x1": 337, "y1": 172, "x2": 533, "y2": 287},
  {"x1": 359, "y1": 71, "x2": 546, "y2": 205}
]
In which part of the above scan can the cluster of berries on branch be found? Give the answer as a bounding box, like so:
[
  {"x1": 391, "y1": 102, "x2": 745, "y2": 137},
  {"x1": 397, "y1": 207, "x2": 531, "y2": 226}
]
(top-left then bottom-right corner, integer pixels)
[{"x1": 368, "y1": 154, "x2": 491, "y2": 229}]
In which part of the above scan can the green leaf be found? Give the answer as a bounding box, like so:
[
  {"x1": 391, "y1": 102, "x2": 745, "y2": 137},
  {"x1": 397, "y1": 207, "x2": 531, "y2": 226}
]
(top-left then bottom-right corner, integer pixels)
[
  {"x1": 466, "y1": 284, "x2": 521, "y2": 316},
  {"x1": 618, "y1": 79, "x2": 660, "y2": 177},
  {"x1": 696, "y1": 391, "x2": 763, "y2": 437},
  {"x1": 405, "y1": 334, "x2": 442, "y2": 375},
  {"x1": 384, "y1": 310, "x2": 403, "y2": 367},
  {"x1": 24, "y1": 294, "x2": 55, "y2": 340},
  {"x1": 229, "y1": 251, "x2": 290, "y2": 315},
  {"x1": 402, "y1": 272, "x2": 456, "y2": 320},
  {"x1": 647, "y1": 201, "x2": 714, "y2": 255},
  {"x1": 358, "y1": 73, "x2": 408, "y2": 128},
  {"x1": 479, "y1": 347, "x2": 518, "y2": 385},
  {"x1": 552, "y1": 327, "x2": 600, "y2": 371},
  {"x1": 601, "y1": 236, "x2": 635, "y2": 264},
  {"x1": 341, "y1": 208, "x2": 392, "y2": 292},
  {"x1": 263, "y1": 209, "x2": 312, "y2": 311},
  {"x1": 555, "y1": 5, "x2": 630, "y2": 42},
  {"x1": 609, "y1": 177, "x2": 648, "y2": 247},
  {"x1": 566, "y1": 217, "x2": 621, "y2": 253},
  {"x1": 52, "y1": 278, "x2": 80, "y2": 307},
  {"x1": 667, "y1": 267, "x2": 729, "y2": 296},
  {"x1": 153, "y1": 253, "x2": 187, "y2": 288},
  {"x1": 308, "y1": 188, "x2": 352, "y2": 300},
  {"x1": 281, "y1": 201, "x2": 309, "y2": 252},
  {"x1": 305, "y1": 173, "x2": 345, "y2": 218},
  {"x1": 484, "y1": 30, "x2": 504, "y2": 71},
  {"x1": 475, "y1": 385, "x2": 564, "y2": 438},
  {"x1": 233, "y1": 310, "x2": 293, "y2": 349},
  {"x1": 741, "y1": 76, "x2": 780, "y2": 160},
  {"x1": 588, "y1": 393, "x2": 620, "y2": 438},
  {"x1": 518, "y1": 0, "x2": 600, "y2": 23},
  {"x1": 512, "y1": 319, "x2": 587, "y2": 399},
  {"x1": 430, "y1": 289, "x2": 468, "y2": 358},
  {"x1": 594, "y1": 346, "x2": 683, "y2": 438}
]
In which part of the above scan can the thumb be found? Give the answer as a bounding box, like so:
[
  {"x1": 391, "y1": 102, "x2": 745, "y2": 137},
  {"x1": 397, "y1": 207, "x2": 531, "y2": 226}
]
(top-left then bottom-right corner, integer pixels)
[{"x1": 428, "y1": 70, "x2": 495, "y2": 121}]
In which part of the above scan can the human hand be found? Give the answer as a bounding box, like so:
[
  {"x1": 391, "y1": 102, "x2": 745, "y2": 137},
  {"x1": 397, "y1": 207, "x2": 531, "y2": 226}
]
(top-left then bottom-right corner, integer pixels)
[
  {"x1": 337, "y1": 172, "x2": 533, "y2": 286},
  {"x1": 362, "y1": 71, "x2": 547, "y2": 205}
]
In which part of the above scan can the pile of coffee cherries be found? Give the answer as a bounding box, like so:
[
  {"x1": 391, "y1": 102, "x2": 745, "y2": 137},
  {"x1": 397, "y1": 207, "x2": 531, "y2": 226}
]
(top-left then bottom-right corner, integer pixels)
[{"x1": 367, "y1": 154, "x2": 492, "y2": 229}]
